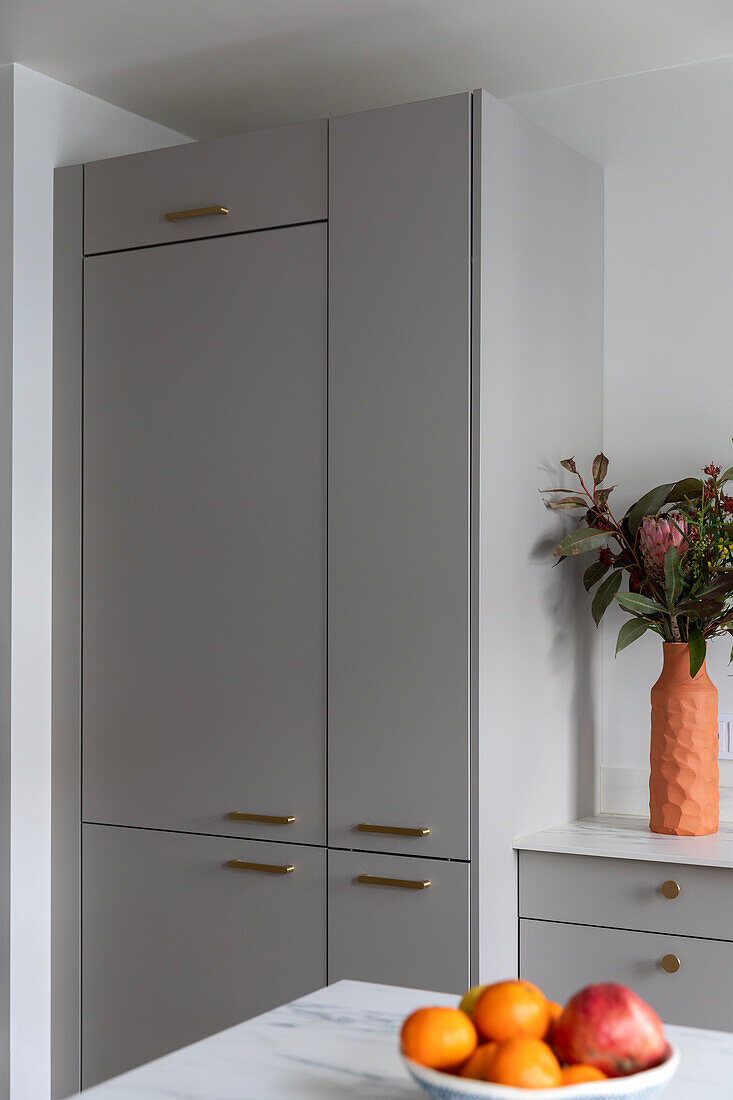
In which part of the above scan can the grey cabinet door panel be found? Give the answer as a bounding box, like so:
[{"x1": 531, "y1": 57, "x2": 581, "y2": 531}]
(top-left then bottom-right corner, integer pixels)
[
  {"x1": 328, "y1": 849, "x2": 470, "y2": 993},
  {"x1": 520, "y1": 851, "x2": 733, "y2": 941},
  {"x1": 328, "y1": 94, "x2": 472, "y2": 860},
  {"x1": 84, "y1": 119, "x2": 327, "y2": 254},
  {"x1": 520, "y1": 918, "x2": 733, "y2": 1032},
  {"x1": 82, "y1": 824, "x2": 326, "y2": 1087},
  {"x1": 83, "y1": 224, "x2": 326, "y2": 844}
]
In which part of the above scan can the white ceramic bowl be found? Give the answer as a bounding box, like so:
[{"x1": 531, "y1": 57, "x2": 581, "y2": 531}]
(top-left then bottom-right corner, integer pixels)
[{"x1": 402, "y1": 1045, "x2": 680, "y2": 1100}]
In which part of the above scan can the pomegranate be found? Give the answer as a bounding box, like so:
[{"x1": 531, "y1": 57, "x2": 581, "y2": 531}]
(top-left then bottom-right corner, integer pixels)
[{"x1": 553, "y1": 983, "x2": 667, "y2": 1077}]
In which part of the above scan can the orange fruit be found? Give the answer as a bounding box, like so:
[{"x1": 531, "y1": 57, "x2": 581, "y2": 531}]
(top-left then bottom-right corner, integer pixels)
[
  {"x1": 459, "y1": 984, "x2": 488, "y2": 1020},
  {"x1": 561, "y1": 1064, "x2": 608, "y2": 1084},
  {"x1": 401, "y1": 1007, "x2": 477, "y2": 1071},
  {"x1": 486, "y1": 1037, "x2": 562, "y2": 1089},
  {"x1": 473, "y1": 980, "x2": 550, "y2": 1043},
  {"x1": 544, "y1": 1000, "x2": 564, "y2": 1041},
  {"x1": 459, "y1": 1042, "x2": 497, "y2": 1079}
]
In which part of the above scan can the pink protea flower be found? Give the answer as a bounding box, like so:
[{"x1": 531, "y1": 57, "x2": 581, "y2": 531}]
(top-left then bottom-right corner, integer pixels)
[{"x1": 639, "y1": 514, "x2": 689, "y2": 582}]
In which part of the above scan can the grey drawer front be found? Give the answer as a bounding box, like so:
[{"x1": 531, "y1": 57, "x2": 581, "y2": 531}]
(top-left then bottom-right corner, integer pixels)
[
  {"x1": 520, "y1": 918, "x2": 733, "y2": 1031},
  {"x1": 328, "y1": 849, "x2": 470, "y2": 993},
  {"x1": 84, "y1": 118, "x2": 327, "y2": 254},
  {"x1": 520, "y1": 851, "x2": 733, "y2": 941},
  {"x1": 82, "y1": 825, "x2": 326, "y2": 1088}
]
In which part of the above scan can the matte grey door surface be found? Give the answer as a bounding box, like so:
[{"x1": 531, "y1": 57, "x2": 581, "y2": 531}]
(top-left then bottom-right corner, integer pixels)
[
  {"x1": 328, "y1": 849, "x2": 470, "y2": 992},
  {"x1": 84, "y1": 119, "x2": 327, "y2": 254},
  {"x1": 83, "y1": 223, "x2": 326, "y2": 844},
  {"x1": 82, "y1": 824, "x2": 326, "y2": 1087},
  {"x1": 520, "y1": 851, "x2": 733, "y2": 940},
  {"x1": 328, "y1": 94, "x2": 472, "y2": 860},
  {"x1": 520, "y1": 918, "x2": 733, "y2": 1031}
]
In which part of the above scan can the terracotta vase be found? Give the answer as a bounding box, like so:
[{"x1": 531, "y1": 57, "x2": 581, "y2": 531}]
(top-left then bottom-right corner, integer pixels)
[{"x1": 649, "y1": 642, "x2": 719, "y2": 836}]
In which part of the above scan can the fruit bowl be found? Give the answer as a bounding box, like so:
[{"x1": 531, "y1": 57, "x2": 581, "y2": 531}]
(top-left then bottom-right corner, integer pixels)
[{"x1": 402, "y1": 1045, "x2": 680, "y2": 1100}]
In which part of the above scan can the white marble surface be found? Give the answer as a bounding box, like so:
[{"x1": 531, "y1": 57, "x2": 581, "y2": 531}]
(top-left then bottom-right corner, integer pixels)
[
  {"x1": 70, "y1": 979, "x2": 732, "y2": 1099},
  {"x1": 515, "y1": 813, "x2": 733, "y2": 868}
]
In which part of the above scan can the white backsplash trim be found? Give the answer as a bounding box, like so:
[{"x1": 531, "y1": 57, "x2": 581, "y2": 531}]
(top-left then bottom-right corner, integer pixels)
[{"x1": 601, "y1": 761, "x2": 733, "y2": 821}]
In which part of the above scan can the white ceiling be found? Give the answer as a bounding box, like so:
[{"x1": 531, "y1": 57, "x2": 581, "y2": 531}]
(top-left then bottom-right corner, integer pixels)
[{"x1": 2, "y1": 0, "x2": 733, "y2": 138}]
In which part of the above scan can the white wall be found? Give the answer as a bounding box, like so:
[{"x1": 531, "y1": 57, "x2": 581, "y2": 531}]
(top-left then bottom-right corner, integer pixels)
[
  {"x1": 8, "y1": 64, "x2": 189, "y2": 1100},
  {"x1": 508, "y1": 57, "x2": 733, "y2": 808}
]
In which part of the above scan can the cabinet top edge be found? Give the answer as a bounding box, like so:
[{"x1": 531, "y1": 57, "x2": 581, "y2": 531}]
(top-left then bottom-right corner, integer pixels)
[{"x1": 514, "y1": 813, "x2": 733, "y2": 870}]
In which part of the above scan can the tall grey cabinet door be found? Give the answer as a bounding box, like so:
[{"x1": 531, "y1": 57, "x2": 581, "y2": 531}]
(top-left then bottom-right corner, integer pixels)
[
  {"x1": 328, "y1": 95, "x2": 472, "y2": 859},
  {"x1": 83, "y1": 223, "x2": 326, "y2": 844},
  {"x1": 82, "y1": 825, "x2": 326, "y2": 1087}
]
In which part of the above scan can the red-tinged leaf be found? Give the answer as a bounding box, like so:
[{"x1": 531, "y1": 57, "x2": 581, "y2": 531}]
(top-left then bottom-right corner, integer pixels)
[
  {"x1": 592, "y1": 452, "x2": 609, "y2": 486},
  {"x1": 592, "y1": 570, "x2": 622, "y2": 625},
  {"x1": 616, "y1": 618, "x2": 651, "y2": 655},
  {"x1": 560, "y1": 457, "x2": 578, "y2": 473},
  {"x1": 595, "y1": 486, "x2": 616, "y2": 508},
  {"x1": 555, "y1": 527, "x2": 610, "y2": 557}
]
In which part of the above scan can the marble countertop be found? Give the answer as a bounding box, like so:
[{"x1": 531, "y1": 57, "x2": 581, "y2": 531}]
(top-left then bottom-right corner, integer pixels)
[
  {"x1": 72, "y1": 978, "x2": 732, "y2": 1099},
  {"x1": 514, "y1": 813, "x2": 733, "y2": 868}
]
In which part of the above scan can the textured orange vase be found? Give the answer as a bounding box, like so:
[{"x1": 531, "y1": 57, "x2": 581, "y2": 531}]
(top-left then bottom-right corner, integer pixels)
[{"x1": 649, "y1": 642, "x2": 719, "y2": 836}]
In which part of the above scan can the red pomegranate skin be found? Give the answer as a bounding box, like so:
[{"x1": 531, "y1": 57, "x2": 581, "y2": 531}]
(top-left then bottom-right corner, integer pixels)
[{"x1": 552, "y1": 983, "x2": 667, "y2": 1077}]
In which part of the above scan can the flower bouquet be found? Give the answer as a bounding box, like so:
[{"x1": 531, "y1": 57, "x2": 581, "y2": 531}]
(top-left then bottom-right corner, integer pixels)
[{"x1": 542, "y1": 454, "x2": 733, "y2": 835}]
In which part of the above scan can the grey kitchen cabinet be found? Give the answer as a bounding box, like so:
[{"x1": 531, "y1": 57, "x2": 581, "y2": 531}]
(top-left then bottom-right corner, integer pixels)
[
  {"x1": 328, "y1": 94, "x2": 472, "y2": 862},
  {"x1": 84, "y1": 118, "x2": 327, "y2": 254},
  {"x1": 82, "y1": 222, "x2": 326, "y2": 846},
  {"x1": 82, "y1": 824, "x2": 326, "y2": 1088},
  {"x1": 328, "y1": 850, "x2": 470, "y2": 993},
  {"x1": 53, "y1": 90, "x2": 603, "y2": 1096},
  {"x1": 520, "y1": 917, "x2": 733, "y2": 1032}
]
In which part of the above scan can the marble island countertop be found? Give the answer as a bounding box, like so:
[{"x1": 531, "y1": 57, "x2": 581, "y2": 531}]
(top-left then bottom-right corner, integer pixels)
[
  {"x1": 73, "y1": 978, "x2": 732, "y2": 1099},
  {"x1": 515, "y1": 813, "x2": 733, "y2": 868}
]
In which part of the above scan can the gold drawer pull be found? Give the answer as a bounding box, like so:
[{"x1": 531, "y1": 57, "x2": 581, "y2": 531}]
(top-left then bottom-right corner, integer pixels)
[
  {"x1": 356, "y1": 823, "x2": 430, "y2": 837},
  {"x1": 164, "y1": 204, "x2": 229, "y2": 222},
  {"x1": 227, "y1": 860, "x2": 294, "y2": 875},
  {"x1": 661, "y1": 953, "x2": 681, "y2": 973},
  {"x1": 356, "y1": 874, "x2": 431, "y2": 890},
  {"x1": 228, "y1": 812, "x2": 295, "y2": 825},
  {"x1": 661, "y1": 880, "x2": 680, "y2": 900}
]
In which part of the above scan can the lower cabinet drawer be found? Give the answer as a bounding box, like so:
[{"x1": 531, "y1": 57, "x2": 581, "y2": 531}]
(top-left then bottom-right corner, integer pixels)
[
  {"x1": 520, "y1": 918, "x2": 733, "y2": 1031},
  {"x1": 328, "y1": 849, "x2": 470, "y2": 992},
  {"x1": 82, "y1": 824, "x2": 326, "y2": 1088}
]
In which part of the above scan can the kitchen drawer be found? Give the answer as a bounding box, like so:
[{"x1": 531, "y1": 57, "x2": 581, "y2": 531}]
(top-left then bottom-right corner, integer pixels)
[
  {"x1": 520, "y1": 850, "x2": 733, "y2": 941},
  {"x1": 328, "y1": 849, "x2": 470, "y2": 992},
  {"x1": 82, "y1": 825, "x2": 326, "y2": 1088},
  {"x1": 84, "y1": 118, "x2": 327, "y2": 254},
  {"x1": 520, "y1": 918, "x2": 733, "y2": 1031}
]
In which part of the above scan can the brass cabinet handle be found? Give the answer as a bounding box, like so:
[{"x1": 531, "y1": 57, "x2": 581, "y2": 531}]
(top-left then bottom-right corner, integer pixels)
[
  {"x1": 661, "y1": 880, "x2": 680, "y2": 900},
  {"x1": 661, "y1": 953, "x2": 681, "y2": 973},
  {"x1": 227, "y1": 859, "x2": 294, "y2": 874},
  {"x1": 356, "y1": 874, "x2": 431, "y2": 890},
  {"x1": 355, "y1": 823, "x2": 430, "y2": 838},
  {"x1": 228, "y1": 812, "x2": 295, "y2": 825},
  {"x1": 164, "y1": 205, "x2": 229, "y2": 222}
]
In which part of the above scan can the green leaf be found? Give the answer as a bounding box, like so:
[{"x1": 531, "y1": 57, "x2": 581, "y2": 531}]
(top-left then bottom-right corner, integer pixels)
[
  {"x1": 664, "y1": 546, "x2": 684, "y2": 609},
  {"x1": 583, "y1": 559, "x2": 610, "y2": 591},
  {"x1": 720, "y1": 467, "x2": 733, "y2": 485},
  {"x1": 625, "y1": 483, "x2": 675, "y2": 536},
  {"x1": 615, "y1": 618, "x2": 651, "y2": 655},
  {"x1": 592, "y1": 570, "x2": 622, "y2": 625},
  {"x1": 555, "y1": 527, "x2": 610, "y2": 557},
  {"x1": 666, "y1": 477, "x2": 704, "y2": 504},
  {"x1": 592, "y1": 452, "x2": 609, "y2": 486},
  {"x1": 544, "y1": 495, "x2": 588, "y2": 510},
  {"x1": 688, "y1": 623, "x2": 706, "y2": 677},
  {"x1": 615, "y1": 591, "x2": 667, "y2": 616}
]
